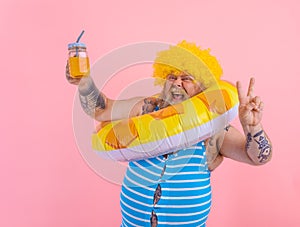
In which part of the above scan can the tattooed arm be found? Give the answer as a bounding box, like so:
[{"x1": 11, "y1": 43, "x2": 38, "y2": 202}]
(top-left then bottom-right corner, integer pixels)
[
  {"x1": 218, "y1": 78, "x2": 272, "y2": 165},
  {"x1": 77, "y1": 76, "x2": 106, "y2": 118},
  {"x1": 66, "y1": 62, "x2": 146, "y2": 121},
  {"x1": 243, "y1": 124, "x2": 272, "y2": 164},
  {"x1": 237, "y1": 78, "x2": 272, "y2": 164},
  {"x1": 219, "y1": 124, "x2": 272, "y2": 165}
]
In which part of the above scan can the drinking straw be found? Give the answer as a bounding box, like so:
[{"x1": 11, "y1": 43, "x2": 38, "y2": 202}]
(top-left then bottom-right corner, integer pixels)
[
  {"x1": 75, "y1": 30, "x2": 85, "y2": 56},
  {"x1": 76, "y1": 30, "x2": 85, "y2": 43}
]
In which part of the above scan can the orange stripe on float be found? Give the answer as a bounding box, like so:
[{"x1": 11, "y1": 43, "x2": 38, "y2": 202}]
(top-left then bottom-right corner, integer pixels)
[
  {"x1": 148, "y1": 103, "x2": 184, "y2": 120},
  {"x1": 105, "y1": 119, "x2": 138, "y2": 149},
  {"x1": 196, "y1": 89, "x2": 232, "y2": 114}
]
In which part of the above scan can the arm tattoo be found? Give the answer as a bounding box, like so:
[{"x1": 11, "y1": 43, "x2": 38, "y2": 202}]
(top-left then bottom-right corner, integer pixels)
[
  {"x1": 224, "y1": 125, "x2": 231, "y2": 131},
  {"x1": 142, "y1": 97, "x2": 164, "y2": 114},
  {"x1": 253, "y1": 130, "x2": 271, "y2": 163},
  {"x1": 245, "y1": 132, "x2": 252, "y2": 150},
  {"x1": 142, "y1": 98, "x2": 155, "y2": 114},
  {"x1": 78, "y1": 78, "x2": 106, "y2": 116},
  {"x1": 246, "y1": 130, "x2": 272, "y2": 163}
]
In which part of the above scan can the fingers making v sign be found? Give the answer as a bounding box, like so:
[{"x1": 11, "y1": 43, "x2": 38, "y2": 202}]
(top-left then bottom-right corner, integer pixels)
[{"x1": 236, "y1": 77, "x2": 264, "y2": 127}]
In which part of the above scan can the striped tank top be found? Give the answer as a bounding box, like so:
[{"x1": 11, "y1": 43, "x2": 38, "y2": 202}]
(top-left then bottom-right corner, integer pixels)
[{"x1": 120, "y1": 141, "x2": 211, "y2": 227}]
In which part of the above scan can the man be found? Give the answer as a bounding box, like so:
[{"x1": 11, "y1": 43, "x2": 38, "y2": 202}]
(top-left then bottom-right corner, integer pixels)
[{"x1": 66, "y1": 41, "x2": 272, "y2": 226}]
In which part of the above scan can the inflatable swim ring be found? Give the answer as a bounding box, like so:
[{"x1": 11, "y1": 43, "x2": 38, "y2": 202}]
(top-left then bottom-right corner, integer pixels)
[{"x1": 91, "y1": 80, "x2": 239, "y2": 161}]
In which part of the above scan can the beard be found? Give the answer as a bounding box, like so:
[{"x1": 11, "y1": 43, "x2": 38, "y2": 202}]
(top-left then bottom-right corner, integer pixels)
[{"x1": 161, "y1": 85, "x2": 189, "y2": 107}]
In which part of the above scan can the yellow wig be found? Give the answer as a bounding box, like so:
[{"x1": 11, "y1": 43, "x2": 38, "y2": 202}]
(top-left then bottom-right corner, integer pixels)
[{"x1": 153, "y1": 40, "x2": 223, "y2": 87}]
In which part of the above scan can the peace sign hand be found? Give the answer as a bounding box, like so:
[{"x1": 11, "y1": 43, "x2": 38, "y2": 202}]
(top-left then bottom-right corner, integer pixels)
[{"x1": 236, "y1": 78, "x2": 264, "y2": 127}]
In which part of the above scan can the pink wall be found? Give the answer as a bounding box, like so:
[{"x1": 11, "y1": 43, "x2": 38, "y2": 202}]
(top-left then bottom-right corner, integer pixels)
[{"x1": 1, "y1": 0, "x2": 299, "y2": 226}]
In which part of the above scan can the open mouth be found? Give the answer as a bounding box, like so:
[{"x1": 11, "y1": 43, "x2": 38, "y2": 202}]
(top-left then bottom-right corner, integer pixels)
[{"x1": 172, "y1": 93, "x2": 185, "y2": 100}]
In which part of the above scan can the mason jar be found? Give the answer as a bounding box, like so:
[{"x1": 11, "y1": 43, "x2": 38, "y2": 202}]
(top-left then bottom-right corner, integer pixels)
[{"x1": 68, "y1": 42, "x2": 90, "y2": 78}]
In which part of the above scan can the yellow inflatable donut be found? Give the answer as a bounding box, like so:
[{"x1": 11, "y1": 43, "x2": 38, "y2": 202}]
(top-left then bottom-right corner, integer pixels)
[{"x1": 92, "y1": 80, "x2": 239, "y2": 161}]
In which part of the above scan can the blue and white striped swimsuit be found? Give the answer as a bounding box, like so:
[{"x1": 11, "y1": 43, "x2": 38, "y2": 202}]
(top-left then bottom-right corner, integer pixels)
[{"x1": 120, "y1": 141, "x2": 211, "y2": 227}]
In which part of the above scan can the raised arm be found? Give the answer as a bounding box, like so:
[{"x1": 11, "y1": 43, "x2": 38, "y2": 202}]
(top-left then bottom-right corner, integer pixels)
[
  {"x1": 66, "y1": 61, "x2": 145, "y2": 121},
  {"x1": 219, "y1": 78, "x2": 272, "y2": 165}
]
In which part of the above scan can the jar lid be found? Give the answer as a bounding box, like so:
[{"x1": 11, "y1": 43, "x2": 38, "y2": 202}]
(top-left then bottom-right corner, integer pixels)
[{"x1": 68, "y1": 42, "x2": 86, "y2": 49}]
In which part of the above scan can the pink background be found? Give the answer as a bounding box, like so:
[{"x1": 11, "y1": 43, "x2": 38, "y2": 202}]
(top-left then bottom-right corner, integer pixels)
[{"x1": 1, "y1": 0, "x2": 300, "y2": 226}]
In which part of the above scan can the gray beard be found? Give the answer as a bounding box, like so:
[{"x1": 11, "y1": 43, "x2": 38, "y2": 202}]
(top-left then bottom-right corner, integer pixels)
[{"x1": 160, "y1": 87, "x2": 189, "y2": 107}]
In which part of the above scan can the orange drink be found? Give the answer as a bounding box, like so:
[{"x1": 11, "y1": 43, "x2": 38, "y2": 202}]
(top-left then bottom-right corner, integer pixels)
[
  {"x1": 68, "y1": 56, "x2": 90, "y2": 78},
  {"x1": 68, "y1": 42, "x2": 90, "y2": 78}
]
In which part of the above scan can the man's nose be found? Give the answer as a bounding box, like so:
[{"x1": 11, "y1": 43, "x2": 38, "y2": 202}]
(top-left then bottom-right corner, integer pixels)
[{"x1": 173, "y1": 77, "x2": 182, "y2": 87}]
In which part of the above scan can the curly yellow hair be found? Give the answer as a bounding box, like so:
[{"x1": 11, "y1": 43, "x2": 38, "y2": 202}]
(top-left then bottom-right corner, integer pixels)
[{"x1": 153, "y1": 40, "x2": 223, "y2": 87}]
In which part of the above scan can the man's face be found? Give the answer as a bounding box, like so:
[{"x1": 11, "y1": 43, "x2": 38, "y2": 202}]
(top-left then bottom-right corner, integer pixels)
[{"x1": 161, "y1": 72, "x2": 204, "y2": 106}]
